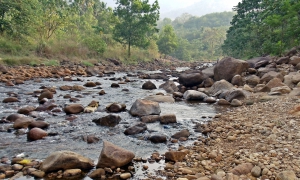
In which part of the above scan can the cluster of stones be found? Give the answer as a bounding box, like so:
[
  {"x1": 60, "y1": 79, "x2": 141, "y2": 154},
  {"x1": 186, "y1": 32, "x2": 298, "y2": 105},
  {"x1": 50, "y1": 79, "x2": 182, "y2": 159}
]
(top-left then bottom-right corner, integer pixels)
[
  {"x1": 1, "y1": 48, "x2": 300, "y2": 179},
  {"x1": 0, "y1": 141, "x2": 139, "y2": 179},
  {"x1": 152, "y1": 95, "x2": 300, "y2": 180}
]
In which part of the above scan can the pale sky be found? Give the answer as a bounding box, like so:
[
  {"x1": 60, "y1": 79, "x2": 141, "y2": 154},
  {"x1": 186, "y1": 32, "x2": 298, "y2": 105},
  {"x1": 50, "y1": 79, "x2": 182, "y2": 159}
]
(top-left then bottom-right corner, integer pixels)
[
  {"x1": 103, "y1": 0, "x2": 242, "y2": 18},
  {"x1": 103, "y1": 0, "x2": 241, "y2": 11}
]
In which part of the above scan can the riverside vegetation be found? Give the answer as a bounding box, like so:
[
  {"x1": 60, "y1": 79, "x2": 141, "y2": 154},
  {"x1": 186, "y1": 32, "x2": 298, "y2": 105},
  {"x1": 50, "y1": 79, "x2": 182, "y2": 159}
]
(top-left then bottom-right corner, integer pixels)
[{"x1": 1, "y1": 0, "x2": 300, "y2": 180}]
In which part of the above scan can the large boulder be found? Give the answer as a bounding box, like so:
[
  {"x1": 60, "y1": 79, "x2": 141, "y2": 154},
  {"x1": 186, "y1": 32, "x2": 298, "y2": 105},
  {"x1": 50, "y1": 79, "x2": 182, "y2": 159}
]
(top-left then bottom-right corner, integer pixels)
[
  {"x1": 225, "y1": 89, "x2": 248, "y2": 102},
  {"x1": 214, "y1": 57, "x2": 249, "y2": 81},
  {"x1": 260, "y1": 71, "x2": 284, "y2": 83},
  {"x1": 96, "y1": 141, "x2": 135, "y2": 168},
  {"x1": 231, "y1": 75, "x2": 243, "y2": 86},
  {"x1": 245, "y1": 75, "x2": 260, "y2": 87},
  {"x1": 129, "y1": 99, "x2": 161, "y2": 117},
  {"x1": 178, "y1": 72, "x2": 206, "y2": 87},
  {"x1": 259, "y1": 78, "x2": 286, "y2": 92},
  {"x1": 171, "y1": 129, "x2": 190, "y2": 139},
  {"x1": 40, "y1": 151, "x2": 94, "y2": 173},
  {"x1": 284, "y1": 73, "x2": 297, "y2": 88},
  {"x1": 142, "y1": 81, "x2": 157, "y2": 90},
  {"x1": 292, "y1": 73, "x2": 300, "y2": 84},
  {"x1": 275, "y1": 57, "x2": 290, "y2": 64},
  {"x1": 159, "y1": 80, "x2": 179, "y2": 93},
  {"x1": 289, "y1": 56, "x2": 300, "y2": 66},
  {"x1": 247, "y1": 57, "x2": 270, "y2": 68},
  {"x1": 202, "y1": 66, "x2": 215, "y2": 78},
  {"x1": 276, "y1": 170, "x2": 297, "y2": 180},
  {"x1": 208, "y1": 80, "x2": 233, "y2": 96},
  {"x1": 64, "y1": 104, "x2": 84, "y2": 114},
  {"x1": 144, "y1": 95, "x2": 175, "y2": 103},
  {"x1": 183, "y1": 90, "x2": 208, "y2": 101},
  {"x1": 93, "y1": 114, "x2": 121, "y2": 127},
  {"x1": 124, "y1": 123, "x2": 147, "y2": 135}
]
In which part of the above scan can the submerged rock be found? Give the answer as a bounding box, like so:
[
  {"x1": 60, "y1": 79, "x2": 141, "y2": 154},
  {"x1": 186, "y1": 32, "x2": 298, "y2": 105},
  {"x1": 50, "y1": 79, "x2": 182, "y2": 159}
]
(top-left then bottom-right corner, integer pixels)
[
  {"x1": 93, "y1": 114, "x2": 121, "y2": 127},
  {"x1": 144, "y1": 95, "x2": 175, "y2": 103},
  {"x1": 124, "y1": 123, "x2": 147, "y2": 135}
]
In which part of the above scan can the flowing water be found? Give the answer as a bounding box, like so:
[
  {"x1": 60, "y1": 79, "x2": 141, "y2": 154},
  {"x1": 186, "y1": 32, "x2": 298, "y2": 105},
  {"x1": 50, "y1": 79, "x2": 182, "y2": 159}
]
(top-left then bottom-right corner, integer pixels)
[{"x1": 0, "y1": 70, "x2": 218, "y2": 179}]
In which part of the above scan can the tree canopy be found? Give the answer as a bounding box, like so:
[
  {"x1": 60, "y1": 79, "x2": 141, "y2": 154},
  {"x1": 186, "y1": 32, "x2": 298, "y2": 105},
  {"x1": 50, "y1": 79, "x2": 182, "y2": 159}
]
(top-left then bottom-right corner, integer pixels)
[
  {"x1": 222, "y1": 0, "x2": 300, "y2": 59},
  {"x1": 113, "y1": 0, "x2": 160, "y2": 57}
]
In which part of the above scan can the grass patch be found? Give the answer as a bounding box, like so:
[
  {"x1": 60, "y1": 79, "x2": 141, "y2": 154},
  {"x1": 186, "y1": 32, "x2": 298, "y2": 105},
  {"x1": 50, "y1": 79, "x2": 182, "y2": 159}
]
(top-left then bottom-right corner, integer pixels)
[
  {"x1": 81, "y1": 61, "x2": 94, "y2": 67},
  {"x1": 44, "y1": 59, "x2": 59, "y2": 66}
]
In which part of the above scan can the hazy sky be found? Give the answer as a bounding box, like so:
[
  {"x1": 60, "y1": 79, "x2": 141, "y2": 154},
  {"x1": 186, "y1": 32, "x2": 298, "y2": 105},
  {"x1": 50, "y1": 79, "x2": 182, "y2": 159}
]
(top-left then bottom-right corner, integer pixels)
[{"x1": 103, "y1": 0, "x2": 242, "y2": 13}]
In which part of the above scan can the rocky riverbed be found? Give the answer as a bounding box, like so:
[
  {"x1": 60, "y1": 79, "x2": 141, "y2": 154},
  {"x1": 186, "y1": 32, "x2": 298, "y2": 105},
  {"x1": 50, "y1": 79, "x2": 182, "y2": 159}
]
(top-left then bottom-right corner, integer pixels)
[{"x1": 1, "y1": 53, "x2": 300, "y2": 180}]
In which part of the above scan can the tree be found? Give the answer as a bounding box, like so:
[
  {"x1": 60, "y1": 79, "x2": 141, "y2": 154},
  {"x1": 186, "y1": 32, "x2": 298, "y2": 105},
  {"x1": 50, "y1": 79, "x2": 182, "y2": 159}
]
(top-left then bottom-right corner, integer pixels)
[
  {"x1": 0, "y1": 0, "x2": 38, "y2": 39},
  {"x1": 113, "y1": 0, "x2": 160, "y2": 57},
  {"x1": 171, "y1": 38, "x2": 191, "y2": 61},
  {"x1": 36, "y1": 0, "x2": 72, "y2": 41},
  {"x1": 157, "y1": 24, "x2": 178, "y2": 56},
  {"x1": 222, "y1": 0, "x2": 300, "y2": 58}
]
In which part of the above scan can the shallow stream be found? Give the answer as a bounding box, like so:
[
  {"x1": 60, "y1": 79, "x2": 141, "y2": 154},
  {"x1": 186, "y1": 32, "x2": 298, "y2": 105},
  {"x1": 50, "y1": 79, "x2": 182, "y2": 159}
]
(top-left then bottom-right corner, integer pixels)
[{"x1": 0, "y1": 69, "x2": 219, "y2": 179}]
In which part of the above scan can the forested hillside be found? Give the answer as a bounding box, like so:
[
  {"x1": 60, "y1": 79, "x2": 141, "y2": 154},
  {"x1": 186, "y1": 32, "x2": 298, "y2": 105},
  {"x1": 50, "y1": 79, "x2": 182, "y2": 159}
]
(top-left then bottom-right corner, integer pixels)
[
  {"x1": 1, "y1": 0, "x2": 299, "y2": 65},
  {"x1": 222, "y1": 0, "x2": 300, "y2": 59},
  {"x1": 157, "y1": 12, "x2": 235, "y2": 61},
  {"x1": 0, "y1": 0, "x2": 160, "y2": 65}
]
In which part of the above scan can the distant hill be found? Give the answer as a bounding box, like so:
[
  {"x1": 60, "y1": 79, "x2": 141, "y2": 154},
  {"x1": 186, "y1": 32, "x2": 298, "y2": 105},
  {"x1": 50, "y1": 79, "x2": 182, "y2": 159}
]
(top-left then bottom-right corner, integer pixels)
[{"x1": 161, "y1": 0, "x2": 238, "y2": 19}]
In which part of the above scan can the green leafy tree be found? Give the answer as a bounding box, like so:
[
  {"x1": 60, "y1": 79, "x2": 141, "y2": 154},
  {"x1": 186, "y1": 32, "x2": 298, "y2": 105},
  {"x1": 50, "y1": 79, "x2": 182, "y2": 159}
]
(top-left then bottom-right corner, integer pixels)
[
  {"x1": 36, "y1": 0, "x2": 72, "y2": 41},
  {"x1": 222, "y1": 0, "x2": 300, "y2": 58},
  {"x1": 113, "y1": 0, "x2": 160, "y2": 57},
  {"x1": 171, "y1": 38, "x2": 191, "y2": 61},
  {"x1": 0, "y1": 0, "x2": 38, "y2": 39},
  {"x1": 157, "y1": 24, "x2": 178, "y2": 56}
]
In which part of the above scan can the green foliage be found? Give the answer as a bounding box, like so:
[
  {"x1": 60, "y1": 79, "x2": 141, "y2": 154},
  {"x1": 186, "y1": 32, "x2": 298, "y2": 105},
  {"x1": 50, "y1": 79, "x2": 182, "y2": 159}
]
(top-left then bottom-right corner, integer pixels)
[
  {"x1": 113, "y1": 0, "x2": 160, "y2": 57},
  {"x1": 82, "y1": 35, "x2": 107, "y2": 55},
  {"x1": 0, "y1": 38, "x2": 22, "y2": 55},
  {"x1": 0, "y1": 0, "x2": 38, "y2": 39},
  {"x1": 222, "y1": 0, "x2": 300, "y2": 58},
  {"x1": 0, "y1": 0, "x2": 182, "y2": 64},
  {"x1": 44, "y1": 60, "x2": 59, "y2": 66},
  {"x1": 157, "y1": 11, "x2": 233, "y2": 61},
  {"x1": 157, "y1": 25, "x2": 178, "y2": 56}
]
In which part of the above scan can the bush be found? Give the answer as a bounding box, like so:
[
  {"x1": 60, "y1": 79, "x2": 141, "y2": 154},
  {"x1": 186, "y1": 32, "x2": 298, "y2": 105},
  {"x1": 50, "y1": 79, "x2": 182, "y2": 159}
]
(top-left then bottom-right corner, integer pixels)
[
  {"x1": 0, "y1": 38, "x2": 22, "y2": 55},
  {"x1": 83, "y1": 35, "x2": 107, "y2": 56}
]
